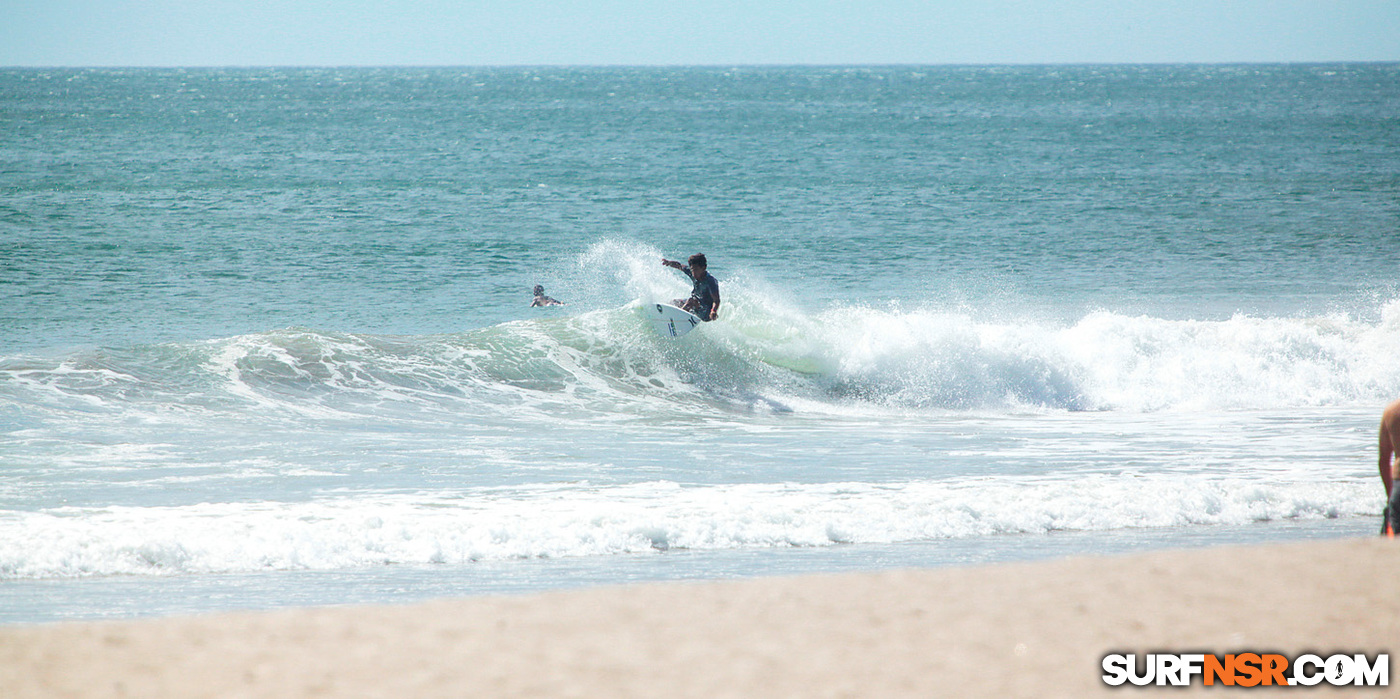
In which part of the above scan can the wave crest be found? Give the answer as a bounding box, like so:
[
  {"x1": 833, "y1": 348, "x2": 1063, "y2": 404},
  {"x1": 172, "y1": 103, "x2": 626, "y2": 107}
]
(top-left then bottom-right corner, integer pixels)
[{"x1": 4, "y1": 261, "x2": 1399, "y2": 418}]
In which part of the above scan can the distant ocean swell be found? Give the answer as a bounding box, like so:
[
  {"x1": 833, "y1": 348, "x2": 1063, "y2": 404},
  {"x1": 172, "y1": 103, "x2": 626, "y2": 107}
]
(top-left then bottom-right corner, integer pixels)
[
  {"x1": 0, "y1": 477, "x2": 1373, "y2": 579},
  {"x1": 3, "y1": 296, "x2": 1399, "y2": 420}
]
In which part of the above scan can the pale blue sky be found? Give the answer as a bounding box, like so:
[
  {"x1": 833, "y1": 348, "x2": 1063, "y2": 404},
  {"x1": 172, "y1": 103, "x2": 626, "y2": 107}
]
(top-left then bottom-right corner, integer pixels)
[{"x1": 4, "y1": 0, "x2": 1398, "y2": 66}]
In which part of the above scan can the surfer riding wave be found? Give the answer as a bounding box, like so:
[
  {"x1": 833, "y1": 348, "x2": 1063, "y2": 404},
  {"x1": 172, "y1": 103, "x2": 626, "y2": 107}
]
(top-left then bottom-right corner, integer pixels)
[{"x1": 662, "y1": 253, "x2": 720, "y2": 322}]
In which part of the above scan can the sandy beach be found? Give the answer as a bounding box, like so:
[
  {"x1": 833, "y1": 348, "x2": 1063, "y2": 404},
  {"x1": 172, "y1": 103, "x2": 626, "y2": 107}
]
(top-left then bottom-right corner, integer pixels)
[{"x1": 2, "y1": 537, "x2": 1395, "y2": 698}]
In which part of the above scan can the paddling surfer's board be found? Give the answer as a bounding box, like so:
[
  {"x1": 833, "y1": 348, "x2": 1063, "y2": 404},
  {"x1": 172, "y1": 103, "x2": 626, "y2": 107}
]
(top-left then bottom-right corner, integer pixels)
[{"x1": 647, "y1": 303, "x2": 703, "y2": 338}]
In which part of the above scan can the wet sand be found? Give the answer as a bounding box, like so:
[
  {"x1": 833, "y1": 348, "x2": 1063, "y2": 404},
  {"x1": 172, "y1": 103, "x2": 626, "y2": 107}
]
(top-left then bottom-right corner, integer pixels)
[{"x1": 2, "y1": 537, "x2": 1395, "y2": 698}]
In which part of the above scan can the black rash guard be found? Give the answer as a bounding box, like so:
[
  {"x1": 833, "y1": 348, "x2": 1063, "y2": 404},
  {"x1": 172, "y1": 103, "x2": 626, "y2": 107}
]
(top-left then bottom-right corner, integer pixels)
[{"x1": 684, "y1": 267, "x2": 720, "y2": 320}]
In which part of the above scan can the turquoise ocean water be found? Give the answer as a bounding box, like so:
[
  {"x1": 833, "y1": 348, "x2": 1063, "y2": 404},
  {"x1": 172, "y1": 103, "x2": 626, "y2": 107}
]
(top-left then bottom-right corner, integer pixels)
[{"x1": 2, "y1": 65, "x2": 1398, "y2": 622}]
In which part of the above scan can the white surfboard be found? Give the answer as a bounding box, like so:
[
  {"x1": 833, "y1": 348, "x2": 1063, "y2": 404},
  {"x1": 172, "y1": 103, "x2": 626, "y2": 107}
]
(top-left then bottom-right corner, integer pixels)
[{"x1": 646, "y1": 303, "x2": 703, "y2": 338}]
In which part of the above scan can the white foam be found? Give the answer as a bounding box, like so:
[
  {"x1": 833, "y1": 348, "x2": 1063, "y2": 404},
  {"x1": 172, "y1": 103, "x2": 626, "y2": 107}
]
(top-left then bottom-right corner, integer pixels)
[
  {"x1": 578, "y1": 241, "x2": 1400, "y2": 413},
  {"x1": 746, "y1": 305, "x2": 1400, "y2": 413},
  {"x1": 0, "y1": 476, "x2": 1377, "y2": 579},
  {"x1": 5, "y1": 268, "x2": 1400, "y2": 424}
]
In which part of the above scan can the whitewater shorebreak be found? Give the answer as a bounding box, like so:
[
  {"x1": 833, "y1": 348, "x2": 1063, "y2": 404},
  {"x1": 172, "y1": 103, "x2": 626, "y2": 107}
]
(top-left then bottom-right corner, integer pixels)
[
  {"x1": 1, "y1": 277, "x2": 1395, "y2": 580},
  {"x1": 3, "y1": 65, "x2": 1398, "y2": 621}
]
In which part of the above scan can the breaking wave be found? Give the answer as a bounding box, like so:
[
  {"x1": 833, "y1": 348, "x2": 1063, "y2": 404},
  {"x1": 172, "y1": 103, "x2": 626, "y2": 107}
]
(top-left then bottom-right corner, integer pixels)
[
  {"x1": 0, "y1": 476, "x2": 1374, "y2": 579},
  {"x1": 3, "y1": 280, "x2": 1399, "y2": 422}
]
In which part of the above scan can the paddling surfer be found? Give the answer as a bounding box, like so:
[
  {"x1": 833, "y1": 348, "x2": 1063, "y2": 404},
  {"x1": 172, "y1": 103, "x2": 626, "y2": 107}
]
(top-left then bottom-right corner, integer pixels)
[
  {"x1": 662, "y1": 253, "x2": 720, "y2": 321},
  {"x1": 530, "y1": 285, "x2": 564, "y2": 307},
  {"x1": 1381, "y1": 399, "x2": 1400, "y2": 536}
]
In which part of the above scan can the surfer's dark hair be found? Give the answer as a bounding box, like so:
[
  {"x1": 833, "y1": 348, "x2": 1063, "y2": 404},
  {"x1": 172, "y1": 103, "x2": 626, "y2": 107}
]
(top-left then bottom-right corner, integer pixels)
[{"x1": 688, "y1": 253, "x2": 707, "y2": 268}]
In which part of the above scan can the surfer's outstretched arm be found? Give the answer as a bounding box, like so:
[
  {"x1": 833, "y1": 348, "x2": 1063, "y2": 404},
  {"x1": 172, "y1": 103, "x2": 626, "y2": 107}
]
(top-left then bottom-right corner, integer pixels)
[{"x1": 662, "y1": 254, "x2": 717, "y2": 320}]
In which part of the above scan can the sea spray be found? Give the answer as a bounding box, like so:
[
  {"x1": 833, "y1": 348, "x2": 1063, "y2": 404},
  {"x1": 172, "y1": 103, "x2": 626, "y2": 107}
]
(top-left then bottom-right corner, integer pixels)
[
  {"x1": 4, "y1": 297, "x2": 1400, "y2": 422},
  {"x1": 3, "y1": 65, "x2": 1396, "y2": 622}
]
